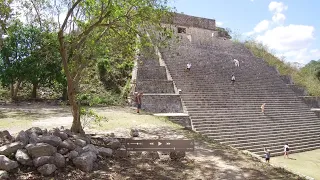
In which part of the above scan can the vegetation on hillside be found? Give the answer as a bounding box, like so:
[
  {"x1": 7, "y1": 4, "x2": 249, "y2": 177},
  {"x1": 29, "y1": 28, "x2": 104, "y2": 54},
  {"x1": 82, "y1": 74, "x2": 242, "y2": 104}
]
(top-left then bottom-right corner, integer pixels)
[{"x1": 245, "y1": 40, "x2": 320, "y2": 96}]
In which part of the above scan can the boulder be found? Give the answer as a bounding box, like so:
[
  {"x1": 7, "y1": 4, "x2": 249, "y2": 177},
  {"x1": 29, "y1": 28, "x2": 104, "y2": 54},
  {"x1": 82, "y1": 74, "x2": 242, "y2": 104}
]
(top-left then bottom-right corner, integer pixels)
[
  {"x1": 33, "y1": 156, "x2": 54, "y2": 167},
  {"x1": 0, "y1": 131, "x2": 13, "y2": 146},
  {"x1": 15, "y1": 149, "x2": 33, "y2": 166},
  {"x1": 59, "y1": 139, "x2": 76, "y2": 150},
  {"x1": 74, "y1": 139, "x2": 86, "y2": 147},
  {"x1": 0, "y1": 142, "x2": 24, "y2": 156},
  {"x1": 82, "y1": 144, "x2": 98, "y2": 155},
  {"x1": 141, "y1": 151, "x2": 160, "y2": 159},
  {"x1": 98, "y1": 147, "x2": 112, "y2": 158},
  {"x1": 0, "y1": 170, "x2": 9, "y2": 179},
  {"x1": 37, "y1": 164, "x2": 57, "y2": 176},
  {"x1": 26, "y1": 143, "x2": 57, "y2": 158},
  {"x1": 169, "y1": 151, "x2": 186, "y2": 160},
  {"x1": 53, "y1": 153, "x2": 65, "y2": 168},
  {"x1": 74, "y1": 146, "x2": 83, "y2": 154},
  {"x1": 39, "y1": 135, "x2": 62, "y2": 147},
  {"x1": 73, "y1": 151, "x2": 97, "y2": 172},
  {"x1": 73, "y1": 135, "x2": 90, "y2": 144},
  {"x1": 15, "y1": 131, "x2": 29, "y2": 145},
  {"x1": 58, "y1": 148, "x2": 69, "y2": 155},
  {"x1": 28, "y1": 133, "x2": 40, "y2": 144},
  {"x1": 0, "y1": 155, "x2": 18, "y2": 171},
  {"x1": 54, "y1": 131, "x2": 68, "y2": 141},
  {"x1": 130, "y1": 128, "x2": 139, "y2": 137},
  {"x1": 107, "y1": 139, "x2": 121, "y2": 150},
  {"x1": 26, "y1": 127, "x2": 43, "y2": 135},
  {"x1": 42, "y1": 129, "x2": 48, "y2": 135},
  {"x1": 67, "y1": 151, "x2": 79, "y2": 160},
  {"x1": 63, "y1": 129, "x2": 74, "y2": 137}
]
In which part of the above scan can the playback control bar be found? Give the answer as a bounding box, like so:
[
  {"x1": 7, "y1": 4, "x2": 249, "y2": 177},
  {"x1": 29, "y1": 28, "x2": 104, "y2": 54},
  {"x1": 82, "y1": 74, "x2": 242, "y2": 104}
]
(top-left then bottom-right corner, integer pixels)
[{"x1": 125, "y1": 139, "x2": 194, "y2": 152}]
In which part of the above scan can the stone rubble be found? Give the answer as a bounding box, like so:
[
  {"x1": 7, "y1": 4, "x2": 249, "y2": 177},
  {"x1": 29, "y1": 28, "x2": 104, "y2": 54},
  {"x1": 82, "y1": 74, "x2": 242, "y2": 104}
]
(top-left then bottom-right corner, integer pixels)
[
  {"x1": 0, "y1": 126, "x2": 186, "y2": 177},
  {"x1": 0, "y1": 127, "x2": 115, "y2": 176}
]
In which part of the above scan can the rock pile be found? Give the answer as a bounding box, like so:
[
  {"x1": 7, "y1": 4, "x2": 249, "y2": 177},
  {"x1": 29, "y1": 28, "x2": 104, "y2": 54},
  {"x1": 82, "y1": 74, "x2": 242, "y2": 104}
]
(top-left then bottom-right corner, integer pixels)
[{"x1": 0, "y1": 127, "x2": 121, "y2": 178}]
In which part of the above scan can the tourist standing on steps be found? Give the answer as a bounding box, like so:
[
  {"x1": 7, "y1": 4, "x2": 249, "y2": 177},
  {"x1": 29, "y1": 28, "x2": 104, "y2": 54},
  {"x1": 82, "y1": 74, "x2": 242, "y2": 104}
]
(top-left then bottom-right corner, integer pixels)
[
  {"x1": 264, "y1": 148, "x2": 270, "y2": 163},
  {"x1": 284, "y1": 144, "x2": 290, "y2": 158},
  {"x1": 231, "y1": 74, "x2": 235, "y2": 85},
  {"x1": 187, "y1": 63, "x2": 191, "y2": 71},
  {"x1": 134, "y1": 92, "x2": 143, "y2": 113},
  {"x1": 261, "y1": 103, "x2": 266, "y2": 114},
  {"x1": 233, "y1": 59, "x2": 240, "y2": 67}
]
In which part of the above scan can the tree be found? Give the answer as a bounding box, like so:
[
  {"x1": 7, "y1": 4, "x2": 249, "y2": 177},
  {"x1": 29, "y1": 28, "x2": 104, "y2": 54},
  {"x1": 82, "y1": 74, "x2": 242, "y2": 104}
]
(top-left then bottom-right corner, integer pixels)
[
  {"x1": 0, "y1": 0, "x2": 13, "y2": 49},
  {"x1": 0, "y1": 21, "x2": 62, "y2": 99},
  {"x1": 57, "y1": 0, "x2": 172, "y2": 133}
]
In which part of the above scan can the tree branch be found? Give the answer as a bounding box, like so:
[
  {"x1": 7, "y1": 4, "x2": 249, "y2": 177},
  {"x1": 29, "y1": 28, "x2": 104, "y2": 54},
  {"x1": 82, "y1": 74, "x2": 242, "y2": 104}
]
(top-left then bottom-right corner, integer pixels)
[{"x1": 61, "y1": 0, "x2": 82, "y2": 31}]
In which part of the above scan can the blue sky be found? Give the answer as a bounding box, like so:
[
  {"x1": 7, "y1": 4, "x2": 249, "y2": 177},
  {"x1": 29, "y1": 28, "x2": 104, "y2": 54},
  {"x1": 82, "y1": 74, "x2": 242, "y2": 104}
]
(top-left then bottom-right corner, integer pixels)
[{"x1": 171, "y1": 0, "x2": 320, "y2": 65}]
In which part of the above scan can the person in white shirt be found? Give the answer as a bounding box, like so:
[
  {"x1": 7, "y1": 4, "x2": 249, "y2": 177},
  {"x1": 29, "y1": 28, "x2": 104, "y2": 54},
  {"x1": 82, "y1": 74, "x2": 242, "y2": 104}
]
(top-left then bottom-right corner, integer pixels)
[
  {"x1": 186, "y1": 63, "x2": 191, "y2": 71},
  {"x1": 233, "y1": 59, "x2": 240, "y2": 67},
  {"x1": 231, "y1": 74, "x2": 235, "y2": 85},
  {"x1": 284, "y1": 144, "x2": 290, "y2": 158}
]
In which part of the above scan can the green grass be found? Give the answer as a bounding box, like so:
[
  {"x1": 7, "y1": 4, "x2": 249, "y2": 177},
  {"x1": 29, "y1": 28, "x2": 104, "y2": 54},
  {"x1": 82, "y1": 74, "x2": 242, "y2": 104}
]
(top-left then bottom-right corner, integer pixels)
[
  {"x1": 245, "y1": 40, "x2": 320, "y2": 96},
  {"x1": 271, "y1": 149, "x2": 320, "y2": 180},
  {"x1": 91, "y1": 107, "x2": 182, "y2": 131}
]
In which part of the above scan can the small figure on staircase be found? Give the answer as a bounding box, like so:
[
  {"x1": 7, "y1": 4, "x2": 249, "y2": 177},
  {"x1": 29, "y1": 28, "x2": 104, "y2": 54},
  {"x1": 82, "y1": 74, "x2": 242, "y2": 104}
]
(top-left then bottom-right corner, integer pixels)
[
  {"x1": 186, "y1": 63, "x2": 192, "y2": 71},
  {"x1": 233, "y1": 59, "x2": 240, "y2": 67},
  {"x1": 134, "y1": 92, "x2": 143, "y2": 113},
  {"x1": 284, "y1": 144, "x2": 290, "y2": 158},
  {"x1": 261, "y1": 103, "x2": 266, "y2": 114},
  {"x1": 231, "y1": 74, "x2": 236, "y2": 85},
  {"x1": 264, "y1": 148, "x2": 271, "y2": 163}
]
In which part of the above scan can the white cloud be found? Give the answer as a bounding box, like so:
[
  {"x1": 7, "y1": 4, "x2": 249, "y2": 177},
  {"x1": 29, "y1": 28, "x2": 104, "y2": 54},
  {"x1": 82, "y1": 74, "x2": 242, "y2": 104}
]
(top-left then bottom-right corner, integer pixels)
[
  {"x1": 277, "y1": 48, "x2": 320, "y2": 64},
  {"x1": 272, "y1": 13, "x2": 286, "y2": 23},
  {"x1": 245, "y1": 20, "x2": 269, "y2": 36},
  {"x1": 256, "y1": 25, "x2": 315, "y2": 51},
  {"x1": 216, "y1": 21, "x2": 223, "y2": 26},
  {"x1": 268, "y1": 1, "x2": 288, "y2": 13},
  {"x1": 253, "y1": 20, "x2": 270, "y2": 33}
]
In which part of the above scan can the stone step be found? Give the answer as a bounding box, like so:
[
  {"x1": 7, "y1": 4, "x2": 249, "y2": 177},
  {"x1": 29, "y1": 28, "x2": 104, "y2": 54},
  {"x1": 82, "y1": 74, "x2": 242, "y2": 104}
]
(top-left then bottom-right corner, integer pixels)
[
  {"x1": 233, "y1": 134, "x2": 320, "y2": 150},
  {"x1": 192, "y1": 119, "x2": 320, "y2": 128},
  {"x1": 251, "y1": 143, "x2": 320, "y2": 157},
  {"x1": 196, "y1": 123, "x2": 320, "y2": 136},
  {"x1": 209, "y1": 128, "x2": 320, "y2": 143}
]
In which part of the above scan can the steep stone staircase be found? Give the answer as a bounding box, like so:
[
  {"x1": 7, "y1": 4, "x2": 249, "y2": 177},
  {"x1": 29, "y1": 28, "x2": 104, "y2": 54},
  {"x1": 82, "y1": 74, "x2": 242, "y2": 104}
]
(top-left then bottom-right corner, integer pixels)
[{"x1": 160, "y1": 35, "x2": 320, "y2": 157}]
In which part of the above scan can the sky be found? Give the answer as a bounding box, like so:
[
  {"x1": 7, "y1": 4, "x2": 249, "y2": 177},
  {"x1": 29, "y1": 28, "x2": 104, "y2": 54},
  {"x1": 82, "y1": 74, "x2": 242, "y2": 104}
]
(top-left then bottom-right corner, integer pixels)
[{"x1": 171, "y1": 0, "x2": 320, "y2": 65}]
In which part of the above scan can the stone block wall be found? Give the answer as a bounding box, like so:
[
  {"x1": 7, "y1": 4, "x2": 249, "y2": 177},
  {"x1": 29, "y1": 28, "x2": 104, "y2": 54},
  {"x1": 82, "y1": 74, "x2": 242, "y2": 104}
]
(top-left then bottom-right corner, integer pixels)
[
  {"x1": 137, "y1": 66, "x2": 167, "y2": 80},
  {"x1": 166, "y1": 13, "x2": 216, "y2": 30},
  {"x1": 136, "y1": 80, "x2": 174, "y2": 93},
  {"x1": 280, "y1": 75, "x2": 293, "y2": 84},
  {"x1": 168, "y1": 116, "x2": 192, "y2": 129},
  {"x1": 141, "y1": 94, "x2": 183, "y2": 113},
  {"x1": 286, "y1": 84, "x2": 307, "y2": 96},
  {"x1": 300, "y1": 96, "x2": 320, "y2": 108}
]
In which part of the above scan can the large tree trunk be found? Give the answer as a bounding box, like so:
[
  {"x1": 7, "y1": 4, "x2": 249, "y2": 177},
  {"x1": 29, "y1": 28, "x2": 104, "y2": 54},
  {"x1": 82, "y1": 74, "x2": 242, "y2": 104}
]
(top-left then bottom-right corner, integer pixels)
[
  {"x1": 58, "y1": 30, "x2": 84, "y2": 134},
  {"x1": 12, "y1": 81, "x2": 21, "y2": 101},
  {"x1": 62, "y1": 87, "x2": 68, "y2": 101},
  {"x1": 31, "y1": 83, "x2": 38, "y2": 99}
]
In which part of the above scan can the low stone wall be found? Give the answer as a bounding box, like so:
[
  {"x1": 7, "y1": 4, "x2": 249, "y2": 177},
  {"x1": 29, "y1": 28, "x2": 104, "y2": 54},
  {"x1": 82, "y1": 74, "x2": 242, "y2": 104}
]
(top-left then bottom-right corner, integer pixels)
[
  {"x1": 137, "y1": 66, "x2": 167, "y2": 80},
  {"x1": 168, "y1": 116, "x2": 192, "y2": 129},
  {"x1": 136, "y1": 80, "x2": 174, "y2": 93},
  {"x1": 141, "y1": 94, "x2": 183, "y2": 113},
  {"x1": 287, "y1": 85, "x2": 307, "y2": 96}
]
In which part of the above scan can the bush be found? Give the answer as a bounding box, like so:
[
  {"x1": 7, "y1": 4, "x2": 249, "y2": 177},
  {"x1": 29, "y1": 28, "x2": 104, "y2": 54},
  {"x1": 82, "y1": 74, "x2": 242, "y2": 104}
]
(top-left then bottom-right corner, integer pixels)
[{"x1": 245, "y1": 40, "x2": 320, "y2": 96}]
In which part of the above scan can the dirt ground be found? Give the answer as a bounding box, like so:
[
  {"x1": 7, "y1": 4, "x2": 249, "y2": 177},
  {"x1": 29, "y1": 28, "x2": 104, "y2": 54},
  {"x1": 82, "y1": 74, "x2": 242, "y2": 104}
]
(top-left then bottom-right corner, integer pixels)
[{"x1": 0, "y1": 103, "x2": 307, "y2": 180}]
